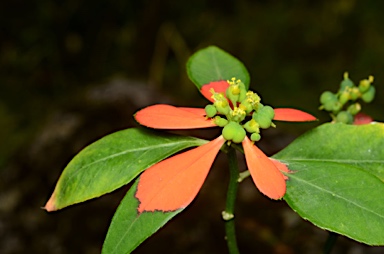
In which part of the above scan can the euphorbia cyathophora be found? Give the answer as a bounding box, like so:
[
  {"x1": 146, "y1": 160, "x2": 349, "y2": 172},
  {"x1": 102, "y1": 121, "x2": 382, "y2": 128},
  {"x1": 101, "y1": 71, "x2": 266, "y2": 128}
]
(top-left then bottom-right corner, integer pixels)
[{"x1": 134, "y1": 78, "x2": 316, "y2": 213}]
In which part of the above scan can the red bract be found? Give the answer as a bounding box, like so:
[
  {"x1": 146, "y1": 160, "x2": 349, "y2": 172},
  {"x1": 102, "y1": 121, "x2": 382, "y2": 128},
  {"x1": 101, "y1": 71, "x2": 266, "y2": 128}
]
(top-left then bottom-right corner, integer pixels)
[{"x1": 134, "y1": 81, "x2": 316, "y2": 213}]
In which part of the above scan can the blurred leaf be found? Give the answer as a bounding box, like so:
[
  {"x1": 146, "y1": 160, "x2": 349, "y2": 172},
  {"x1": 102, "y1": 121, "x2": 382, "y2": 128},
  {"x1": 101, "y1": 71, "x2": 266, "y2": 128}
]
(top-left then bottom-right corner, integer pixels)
[
  {"x1": 46, "y1": 128, "x2": 207, "y2": 211},
  {"x1": 274, "y1": 123, "x2": 384, "y2": 245},
  {"x1": 102, "y1": 179, "x2": 183, "y2": 254},
  {"x1": 186, "y1": 46, "x2": 250, "y2": 90}
]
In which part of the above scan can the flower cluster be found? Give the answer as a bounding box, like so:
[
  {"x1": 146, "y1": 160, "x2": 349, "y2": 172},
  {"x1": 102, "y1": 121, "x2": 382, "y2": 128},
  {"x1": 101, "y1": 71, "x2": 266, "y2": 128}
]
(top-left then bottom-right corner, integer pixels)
[
  {"x1": 134, "y1": 79, "x2": 316, "y2": 213},
  {"x1": 319, "y1": 72, "x2": 375, "y2": 124}
]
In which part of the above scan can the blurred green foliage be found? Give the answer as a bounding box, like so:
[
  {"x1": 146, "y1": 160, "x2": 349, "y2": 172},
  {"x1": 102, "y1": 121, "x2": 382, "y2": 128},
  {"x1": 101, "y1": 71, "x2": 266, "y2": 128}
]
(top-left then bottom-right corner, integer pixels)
[{"x1": 1, "y1": 0, "x2": 384, "y2": 163}]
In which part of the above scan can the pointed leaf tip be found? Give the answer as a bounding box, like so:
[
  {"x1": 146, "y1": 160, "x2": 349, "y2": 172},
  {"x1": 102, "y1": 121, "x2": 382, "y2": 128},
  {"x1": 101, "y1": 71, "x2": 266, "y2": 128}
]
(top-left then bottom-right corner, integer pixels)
[
  {"x1": 242, "y1": 136, "x2": 286, "y2": 199},
  {"x1": 273, "y1": 108, "x2": 317, "y2": 122},
  {"x1": 135, "y1": 104, "x2": 217, "y2": 129},
  {"x1": 136, "y1": 136, "x2": 225, "y2": 213},
  {"x1": 44, "y1": 193, "x2": 57, "y2": 212}
]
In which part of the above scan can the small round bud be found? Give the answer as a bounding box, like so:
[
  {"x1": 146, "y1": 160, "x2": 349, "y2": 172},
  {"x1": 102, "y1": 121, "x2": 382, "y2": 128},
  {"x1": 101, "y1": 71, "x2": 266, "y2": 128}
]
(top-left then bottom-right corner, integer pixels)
[
  {"x1": 323, "y1": 101, "x2": 336, "y2": 111},
  {"x1": 205, "y1": 104, "x2": 217, "y2": 118},
  {"x1": 251, "y1": 133, "x2": 261, "y2": 142},
  {"x1": 361, "y1": 86, "x2": 375, "y2": 103},
  {"x1": 336, "y1": 111, "x2": 353, "y2": 124},
  {"x1": 320, "y1": 91, "x2": 337, "y2": 105},
  {"x1": 332, "y1": 101, "x2": 343, "y2": 113}
]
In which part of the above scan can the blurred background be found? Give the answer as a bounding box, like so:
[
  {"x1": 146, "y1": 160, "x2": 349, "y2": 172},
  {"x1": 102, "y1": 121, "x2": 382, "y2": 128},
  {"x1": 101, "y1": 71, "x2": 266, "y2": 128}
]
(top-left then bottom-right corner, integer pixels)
[{"x1": 1, "y1": 0, "x2": 383, "y2": 253}]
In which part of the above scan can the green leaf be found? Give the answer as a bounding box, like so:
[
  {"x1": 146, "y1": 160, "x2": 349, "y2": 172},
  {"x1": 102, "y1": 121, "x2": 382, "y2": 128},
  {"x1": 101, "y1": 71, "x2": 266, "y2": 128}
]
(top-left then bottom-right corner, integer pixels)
[
  {"x1": 273, "y1": 123, "x2": 384, "y2": 245},
  {"x1": 186, "y1": 46, "x2": 250, "y2": 90},
  {"x1": 47, "y1": 128, "x2": 207, "y2": 211},
  {"x1": 102, "y1": 179, "x2": 183, "y2": 254}
]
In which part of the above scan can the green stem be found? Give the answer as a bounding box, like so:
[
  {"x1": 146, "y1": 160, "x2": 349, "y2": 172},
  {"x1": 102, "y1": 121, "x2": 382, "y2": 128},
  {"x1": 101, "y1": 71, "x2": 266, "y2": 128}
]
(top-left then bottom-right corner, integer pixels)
[
  {"x1": 223, "y1": 146, "x2": 240, "y2": 254},
  {"x1": 323, "y1": 231, "x2": 338, "y2": 254}
]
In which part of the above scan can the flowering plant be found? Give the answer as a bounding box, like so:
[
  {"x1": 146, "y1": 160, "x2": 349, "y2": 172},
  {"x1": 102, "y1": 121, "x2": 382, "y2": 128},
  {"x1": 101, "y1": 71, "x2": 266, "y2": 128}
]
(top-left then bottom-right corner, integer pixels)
[{"x1": 45, "y1": 46, "x2": 384, "y2": 253}]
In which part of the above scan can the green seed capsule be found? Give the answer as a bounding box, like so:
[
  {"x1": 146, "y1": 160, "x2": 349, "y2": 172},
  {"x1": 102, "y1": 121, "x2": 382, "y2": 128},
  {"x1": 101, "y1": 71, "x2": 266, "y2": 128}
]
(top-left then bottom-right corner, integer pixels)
[
  {"x1": 222, "y1": 122, "x2": 245, "y2": 142},
  {"x1": 259, "y1": 105, "x2": 275, "y2": 119},
  {"x1": 232, "y1": 127, "x2": 246, "y2": 143},
  {"x1": 205, "y1": 104, "x2": 217, "y2": 118},
  {"x1": 361, "y1": 86, "x2": 375, "y2": 103},
  {"x1": 253, "y1": 113, "x2": 272, "y2": 129},
  {"x1": 336, "y1": 111, "x2": 353, "y2": 124},
  {"x1": 320, "y1": 91, "x2": 337, "y2": 104}
]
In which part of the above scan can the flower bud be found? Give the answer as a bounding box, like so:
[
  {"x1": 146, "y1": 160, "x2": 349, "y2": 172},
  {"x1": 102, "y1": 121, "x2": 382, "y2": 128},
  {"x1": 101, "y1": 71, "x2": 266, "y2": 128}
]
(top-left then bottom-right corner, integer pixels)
[
  {"x1": 205, "y1": 104, "x2": 217, "y2": 118},
  {"x1": 339, "y1": 72, "x2": 354, "y2": 92},
  {"x1": 336, "y1": 111, "x2": 353, "y2": 124},
  {"x1": 361, "y1": 86, "x2": 375, "y2": 103},
  {"x1": 320, "y1": 91, "x2": 337, "y2": 105},
  {"x1": 332, "y1": 101, "x2": 342, "y2": 113},
  {"x1": 323, "y1": 101, "x2": 336, "y2": 111},
  {"x1": 251, "y1": 133, "x2": 261, "y2": 142}
]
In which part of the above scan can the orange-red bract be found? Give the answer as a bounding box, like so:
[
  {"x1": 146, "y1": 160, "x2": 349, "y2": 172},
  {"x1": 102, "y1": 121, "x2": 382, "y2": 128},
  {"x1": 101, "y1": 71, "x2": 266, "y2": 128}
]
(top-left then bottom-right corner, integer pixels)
[
  {"x1": 353, "y1": 112, "x2": 373, "y2": 125},
  {"x1": 274, "y1": 108, "x2": 317, "y2": 122},
  {"x1": 270, "y1": 158, "x2": 290, "y2": 180},
  {"x1": 242, "y1": 136, "x2": 286, "y2": 199},
  {"x1": 200, "y1": 80, "x2": 229, "y2": 102},
  {"x1": 135, "y1": 136, "x2": 225, "y2": 213},
  {"x1": 134, "y1": 104, "x2": 217, "y2": 129}
]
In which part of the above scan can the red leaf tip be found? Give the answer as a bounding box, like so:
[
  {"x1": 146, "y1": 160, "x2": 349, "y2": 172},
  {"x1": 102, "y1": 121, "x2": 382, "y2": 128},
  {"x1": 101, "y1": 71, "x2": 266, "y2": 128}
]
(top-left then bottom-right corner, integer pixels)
[{"x1": 44, "y1": 193, "x2": 57, "y2": 212}]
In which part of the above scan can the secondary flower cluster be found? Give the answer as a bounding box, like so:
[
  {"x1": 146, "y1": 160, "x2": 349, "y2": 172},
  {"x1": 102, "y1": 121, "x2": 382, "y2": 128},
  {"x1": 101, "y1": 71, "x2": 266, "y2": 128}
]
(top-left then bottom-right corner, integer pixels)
[
  {"x1": 134, "y1": 79, "x2": 316, "y2": 213},
  {"x1": 319, "y1": 72, "x2": 375, "y2": 124}
]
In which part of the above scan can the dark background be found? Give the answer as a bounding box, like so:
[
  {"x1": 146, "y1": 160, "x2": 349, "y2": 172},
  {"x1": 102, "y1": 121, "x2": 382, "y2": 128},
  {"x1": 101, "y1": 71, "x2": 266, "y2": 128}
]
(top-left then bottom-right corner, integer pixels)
[{"x1": 0, "y1": 0, "x2": 383, "y2": 253}]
